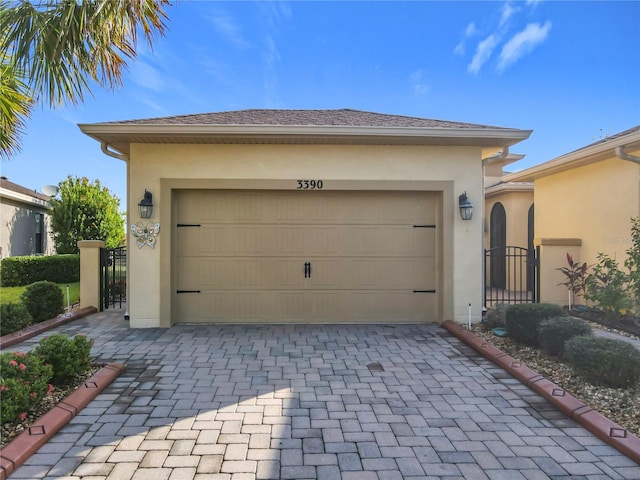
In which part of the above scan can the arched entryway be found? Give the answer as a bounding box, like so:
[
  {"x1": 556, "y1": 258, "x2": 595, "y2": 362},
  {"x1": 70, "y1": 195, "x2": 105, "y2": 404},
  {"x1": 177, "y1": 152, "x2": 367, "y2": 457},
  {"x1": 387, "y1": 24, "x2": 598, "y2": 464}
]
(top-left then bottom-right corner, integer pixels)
[{"x1": 489, "y1": 202, "x2": 506, "y2": 289}]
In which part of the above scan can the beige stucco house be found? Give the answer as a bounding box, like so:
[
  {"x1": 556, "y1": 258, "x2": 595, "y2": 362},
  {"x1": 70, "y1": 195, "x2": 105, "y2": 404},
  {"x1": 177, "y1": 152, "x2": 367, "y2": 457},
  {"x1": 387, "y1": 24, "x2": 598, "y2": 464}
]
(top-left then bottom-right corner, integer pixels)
[
  {"x1": 503, "y1": 125, "x2": 640, "y2": 306},
  {"x1": 79, "y1": 109, "x2": 531, "y2": 328},
  {"x1": 0, "y1": 177, "x2": 54, "y2": 259}
]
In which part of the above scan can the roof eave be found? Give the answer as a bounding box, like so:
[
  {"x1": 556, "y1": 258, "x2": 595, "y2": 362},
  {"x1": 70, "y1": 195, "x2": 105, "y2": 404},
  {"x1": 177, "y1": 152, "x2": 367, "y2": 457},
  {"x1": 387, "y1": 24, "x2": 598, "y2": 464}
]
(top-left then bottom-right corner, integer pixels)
[
  {"x1": 505, "y1": 130, "x2": 640, "y2": 183},
  {"x1": 485, "y1": 182, "x2": 534, "y2": 198},
  {"x1": 78, "y1": 123, "x2": 532, "y2": 156}
]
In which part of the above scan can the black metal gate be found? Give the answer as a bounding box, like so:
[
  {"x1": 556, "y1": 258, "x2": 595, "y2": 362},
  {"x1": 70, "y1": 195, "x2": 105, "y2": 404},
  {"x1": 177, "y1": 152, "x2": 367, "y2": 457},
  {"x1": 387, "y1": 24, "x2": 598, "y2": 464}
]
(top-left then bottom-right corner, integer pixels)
[
  {"x1": 484, "y1": 245, "x2": 539, "y2": 308},
  {"x1": 100, "y1": 246, "x2": 126, "y2": 310}
]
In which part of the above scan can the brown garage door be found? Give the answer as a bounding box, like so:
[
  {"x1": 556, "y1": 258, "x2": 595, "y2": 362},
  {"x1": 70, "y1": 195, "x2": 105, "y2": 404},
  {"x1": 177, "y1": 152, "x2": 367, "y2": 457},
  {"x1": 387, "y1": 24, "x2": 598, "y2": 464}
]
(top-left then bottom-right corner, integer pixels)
[{"x1": 174, "y1": 190, "x2": 438, "y2": 323}]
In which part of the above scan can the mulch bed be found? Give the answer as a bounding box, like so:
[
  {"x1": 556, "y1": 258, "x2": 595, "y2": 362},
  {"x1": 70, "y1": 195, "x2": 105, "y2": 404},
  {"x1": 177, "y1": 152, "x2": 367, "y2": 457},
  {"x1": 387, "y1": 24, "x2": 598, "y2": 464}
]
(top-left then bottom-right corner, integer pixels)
[{"x1": 472, "y1": 323, "x2": 640, "y2": 437}]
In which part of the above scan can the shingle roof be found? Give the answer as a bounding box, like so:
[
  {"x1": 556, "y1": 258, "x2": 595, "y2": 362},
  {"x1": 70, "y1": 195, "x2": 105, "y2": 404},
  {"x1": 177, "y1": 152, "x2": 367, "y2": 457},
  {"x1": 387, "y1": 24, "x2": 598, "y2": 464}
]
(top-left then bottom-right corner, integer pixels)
[
  {"x1": 80, "y1": 108, "x2": 532, "y2": 156},
  {"x1": 100, "y1": 108, "x2": 507, "y2": 130},
  {"x1": 0, "y1": 177, "x2": 51, "y2": 202},
  {"x1": 563, "y1": 124, "x2": 640, "y2": 157}
]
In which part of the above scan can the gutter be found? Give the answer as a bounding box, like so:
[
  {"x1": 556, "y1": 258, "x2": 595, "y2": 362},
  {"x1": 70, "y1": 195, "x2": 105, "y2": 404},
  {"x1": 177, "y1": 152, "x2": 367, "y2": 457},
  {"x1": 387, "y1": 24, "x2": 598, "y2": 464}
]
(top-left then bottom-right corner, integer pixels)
[
  {"x1": 101, "y1": 142, "x2": 128, "y2": 162},
  {"x1": 615, "y1": 145, "x2": 640, "y2": 165}
]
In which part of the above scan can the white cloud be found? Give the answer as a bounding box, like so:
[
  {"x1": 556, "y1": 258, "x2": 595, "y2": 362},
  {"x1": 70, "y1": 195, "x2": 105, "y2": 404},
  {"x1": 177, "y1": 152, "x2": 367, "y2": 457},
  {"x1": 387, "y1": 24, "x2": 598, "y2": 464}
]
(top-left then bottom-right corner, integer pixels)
[
  {"x1": 208, "y1": 10, "x2": 251, "y2": 49},
  {"x1": 454, "y1": 22, "x2": 478, "y2": 56},
  {"x1": 465, "y1": 22, "x2": 478, "y2": 37},
  {"x1": 500, "y1": 2, "x2": 520, "y2": 27},
  {"x1": 468, "y1": 34, "x2": 499, "y2": 74},
  {"x1": 129, "y1": 61, "x2": 165, "y2": 92},
  {"x1": 498, "y1": 21, "x2": 552, "y2": 71},
  {"x1": 259, "y1": 1, "x2": 293, "y2": 30},
  {"x1": 410, "y1": 70, "x2": 430, "y2": 96}
]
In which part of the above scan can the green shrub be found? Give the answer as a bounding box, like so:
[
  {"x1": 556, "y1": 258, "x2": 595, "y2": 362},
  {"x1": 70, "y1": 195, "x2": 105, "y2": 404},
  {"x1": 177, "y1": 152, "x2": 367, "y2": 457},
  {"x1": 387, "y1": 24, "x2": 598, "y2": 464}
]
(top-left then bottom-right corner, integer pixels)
[
  {"x1": 0, "y1": 254, "x2": 80, "y2": 287},
  {"x1": 485, "y1": 304, "x2": 508, "y2": 329},
  {"x1": 505, "y1": 303, "x2": 565, "y2": 346},
  {"x1": 0, "y1": 352, "x2": 53, "y2": 423},
  {"x1": 21, "y1": 281, "x2": 64, "y2": 323},
  {"x1": 538, "y1": 316, "x2": 592, "y2": 357},
  {"x1": 0, "y1": 303, "x2": 32, "y2": 336},
  {"x1": 564, "y1": 335, "x2": 640, "y2": 388},
  {"x1": 33, "y1": 334, "x2": 94, "y2": 384}
]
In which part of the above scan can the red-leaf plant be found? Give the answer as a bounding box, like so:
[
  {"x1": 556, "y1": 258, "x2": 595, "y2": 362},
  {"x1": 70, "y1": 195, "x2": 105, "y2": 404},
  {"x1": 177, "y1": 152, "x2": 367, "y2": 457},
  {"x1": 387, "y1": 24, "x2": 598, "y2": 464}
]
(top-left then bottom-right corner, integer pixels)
[{"x1": 557, "y1": 253, "x2": 588, "y2": 310}]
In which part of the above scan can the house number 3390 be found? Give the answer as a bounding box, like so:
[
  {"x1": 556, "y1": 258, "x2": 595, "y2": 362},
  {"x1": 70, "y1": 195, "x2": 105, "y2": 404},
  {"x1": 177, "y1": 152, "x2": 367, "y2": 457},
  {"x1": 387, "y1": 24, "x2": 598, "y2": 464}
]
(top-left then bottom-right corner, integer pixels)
[{"x1": 296, "y1": 180, "x2": 324, "y2": 190}]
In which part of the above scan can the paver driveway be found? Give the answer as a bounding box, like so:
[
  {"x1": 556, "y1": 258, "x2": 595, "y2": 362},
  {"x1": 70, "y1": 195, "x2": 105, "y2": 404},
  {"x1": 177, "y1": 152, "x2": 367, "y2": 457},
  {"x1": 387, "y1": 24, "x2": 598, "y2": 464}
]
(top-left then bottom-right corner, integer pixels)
[{"x1": 5, "y1": 308, "x2": 639, "y2": 479}]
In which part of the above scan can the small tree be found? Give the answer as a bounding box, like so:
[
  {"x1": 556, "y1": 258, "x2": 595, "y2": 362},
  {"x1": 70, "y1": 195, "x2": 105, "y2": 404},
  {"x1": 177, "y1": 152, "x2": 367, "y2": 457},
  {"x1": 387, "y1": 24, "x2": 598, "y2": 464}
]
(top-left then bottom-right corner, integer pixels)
[
  {"x1": 50, "y1": 176, "x2": 124, "y2": 253},
  {"x1": 556, "y1": 253, "x2": 588, "y2": 310}
]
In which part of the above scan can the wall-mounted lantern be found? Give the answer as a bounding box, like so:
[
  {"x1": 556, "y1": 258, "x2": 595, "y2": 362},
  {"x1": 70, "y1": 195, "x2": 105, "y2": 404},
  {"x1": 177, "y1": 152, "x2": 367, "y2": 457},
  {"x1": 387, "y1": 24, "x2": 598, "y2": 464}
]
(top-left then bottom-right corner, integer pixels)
[
  {"x1": 138, "y1": 190, "x2": 153, "y2": 219},
  {"x1": 458, "y1": 191, "x2": 473, "y2": 221}
]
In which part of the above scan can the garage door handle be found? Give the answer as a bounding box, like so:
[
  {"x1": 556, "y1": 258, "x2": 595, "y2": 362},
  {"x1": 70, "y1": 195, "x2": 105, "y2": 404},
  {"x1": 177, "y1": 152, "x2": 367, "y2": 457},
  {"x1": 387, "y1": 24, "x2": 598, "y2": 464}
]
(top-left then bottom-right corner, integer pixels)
[
  {"x1": 177, "y1": 290, "x2": 201, "y2": 294},
  {"x1": 304, "y1": 262, "x2": 311, "y2": 278}
]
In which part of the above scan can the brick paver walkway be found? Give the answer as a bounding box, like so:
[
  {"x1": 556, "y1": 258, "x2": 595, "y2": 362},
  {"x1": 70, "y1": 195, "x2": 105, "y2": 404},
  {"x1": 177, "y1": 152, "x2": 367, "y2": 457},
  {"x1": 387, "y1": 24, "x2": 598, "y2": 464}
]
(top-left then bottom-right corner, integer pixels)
[{"x1": 4, "y1": 308, "x2": 639, "y2": 479}]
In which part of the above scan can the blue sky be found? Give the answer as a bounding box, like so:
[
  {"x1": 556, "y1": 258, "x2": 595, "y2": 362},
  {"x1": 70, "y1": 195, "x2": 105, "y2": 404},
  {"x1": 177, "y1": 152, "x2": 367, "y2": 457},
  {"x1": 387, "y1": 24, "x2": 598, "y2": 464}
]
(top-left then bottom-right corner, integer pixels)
[{"x1": 2, "y1": 0, "x2": 639, "y2": 206}]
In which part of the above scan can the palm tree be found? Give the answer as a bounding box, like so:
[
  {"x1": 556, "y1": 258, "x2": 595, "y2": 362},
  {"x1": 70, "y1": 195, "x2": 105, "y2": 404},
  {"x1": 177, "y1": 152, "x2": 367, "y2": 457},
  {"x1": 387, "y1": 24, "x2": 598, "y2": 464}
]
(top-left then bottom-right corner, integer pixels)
[
  {"x1": 0, "y1": 55, "x2": 31, "y2": 158},
  {"x1": 0, "y1": 0, "x2": 170, "y2": 158}
]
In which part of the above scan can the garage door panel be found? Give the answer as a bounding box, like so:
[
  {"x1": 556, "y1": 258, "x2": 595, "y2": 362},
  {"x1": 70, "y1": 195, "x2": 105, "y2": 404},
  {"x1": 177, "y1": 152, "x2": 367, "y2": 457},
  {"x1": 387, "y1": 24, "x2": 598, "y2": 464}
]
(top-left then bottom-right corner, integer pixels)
[
  {"x1": 309, "y1": 258, "x2": 435, "y2": 290},
  {"x1": 178, "y1": 257, "x2": 306, "y2": 289},
  {"x1": 179, "y1": 190, "x2": 438, "y2": 225},
  {"x1": 175, "y1": 190, "x2": 440, "y2": 323},
  {"x1": 181, "y1": 224, "x2": 436, "y2": 258}
]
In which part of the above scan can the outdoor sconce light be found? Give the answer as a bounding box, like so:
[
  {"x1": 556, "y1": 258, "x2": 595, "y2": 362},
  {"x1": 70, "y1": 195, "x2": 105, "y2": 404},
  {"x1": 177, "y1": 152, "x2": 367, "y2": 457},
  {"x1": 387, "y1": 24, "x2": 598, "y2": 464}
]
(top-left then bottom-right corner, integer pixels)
[
  {"x1": 138, "y1": 189, "x2": 153, "y2": 219},
  {"x1": 458, "y1": 191, "x2": 473, "y2": 221}
]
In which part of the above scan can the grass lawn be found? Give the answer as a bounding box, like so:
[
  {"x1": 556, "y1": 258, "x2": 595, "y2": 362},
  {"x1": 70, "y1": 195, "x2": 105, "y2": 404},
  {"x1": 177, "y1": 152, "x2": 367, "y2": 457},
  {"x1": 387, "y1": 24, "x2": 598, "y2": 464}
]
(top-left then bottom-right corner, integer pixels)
[{"x1": 0, "y1": 282, "x2": 80, "y2": 307}]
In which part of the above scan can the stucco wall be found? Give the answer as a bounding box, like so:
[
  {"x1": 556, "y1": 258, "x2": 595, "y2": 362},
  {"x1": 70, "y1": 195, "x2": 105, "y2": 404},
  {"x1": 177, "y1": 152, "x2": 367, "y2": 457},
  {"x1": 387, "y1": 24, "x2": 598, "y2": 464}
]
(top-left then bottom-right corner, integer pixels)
[
  {"x1": 534, "y1": 156, "x2": 640, "y2": 305},
  {"x1": 0, "y1": 198, "x2": 54, "y2": 258},
  {"x1": 126, "y1": 143, "x2": 486, "y2": 328}
]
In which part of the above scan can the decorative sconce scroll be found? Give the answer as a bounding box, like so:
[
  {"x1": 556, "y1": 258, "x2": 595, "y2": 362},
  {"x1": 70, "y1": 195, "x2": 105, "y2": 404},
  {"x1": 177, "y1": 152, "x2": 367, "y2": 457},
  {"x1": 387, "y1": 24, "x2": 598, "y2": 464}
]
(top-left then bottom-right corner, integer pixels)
[{"x1": 131, "y1": 221, "x2": 160, "y2": 249}]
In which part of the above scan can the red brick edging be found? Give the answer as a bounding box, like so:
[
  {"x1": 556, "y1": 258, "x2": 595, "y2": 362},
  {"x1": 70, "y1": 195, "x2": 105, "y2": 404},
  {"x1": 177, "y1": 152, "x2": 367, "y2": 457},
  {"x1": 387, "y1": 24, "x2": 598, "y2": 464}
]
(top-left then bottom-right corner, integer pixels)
[
  {"x1": 441, "y1": 320, "x2": 640, "y2": 464},
  {"x1": 0, "y1": 362, "x2": 125, "y2": 480},
  {"x1": 0, "y1": 307, "x2": 98, "y2": 349}
]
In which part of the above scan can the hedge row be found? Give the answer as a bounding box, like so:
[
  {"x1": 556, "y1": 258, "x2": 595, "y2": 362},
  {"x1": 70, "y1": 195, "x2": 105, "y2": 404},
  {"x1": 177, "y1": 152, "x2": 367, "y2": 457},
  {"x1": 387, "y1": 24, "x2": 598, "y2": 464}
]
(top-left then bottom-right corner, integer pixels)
[
  {"x1": 0, "y1": 254, "x2": 79, "y2": 287},
  {"x1": 497, "y1": 303, "x2": 640, "y2": 388}
]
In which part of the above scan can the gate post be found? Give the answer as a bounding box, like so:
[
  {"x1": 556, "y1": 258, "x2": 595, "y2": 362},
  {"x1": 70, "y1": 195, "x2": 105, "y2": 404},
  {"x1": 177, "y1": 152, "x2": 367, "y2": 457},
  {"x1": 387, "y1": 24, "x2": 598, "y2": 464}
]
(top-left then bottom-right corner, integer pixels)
[{"x1": 78, "y1": 240, "x2": 105, "y2": 309}]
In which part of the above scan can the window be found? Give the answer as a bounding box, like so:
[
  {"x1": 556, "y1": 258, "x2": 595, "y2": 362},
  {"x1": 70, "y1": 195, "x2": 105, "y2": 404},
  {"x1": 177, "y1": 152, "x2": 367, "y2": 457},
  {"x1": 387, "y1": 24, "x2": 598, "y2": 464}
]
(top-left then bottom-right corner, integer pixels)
[{"x1": 35, "y1": 213, "x2": 43, "y2": 254}]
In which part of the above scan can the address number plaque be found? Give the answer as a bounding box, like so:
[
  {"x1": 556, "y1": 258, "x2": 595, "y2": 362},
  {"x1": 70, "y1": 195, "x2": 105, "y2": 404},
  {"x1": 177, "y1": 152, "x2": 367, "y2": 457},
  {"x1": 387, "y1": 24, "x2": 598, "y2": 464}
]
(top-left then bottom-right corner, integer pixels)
[{"x1": 296, "y1": 180, "x2": 324, "y2": 190}]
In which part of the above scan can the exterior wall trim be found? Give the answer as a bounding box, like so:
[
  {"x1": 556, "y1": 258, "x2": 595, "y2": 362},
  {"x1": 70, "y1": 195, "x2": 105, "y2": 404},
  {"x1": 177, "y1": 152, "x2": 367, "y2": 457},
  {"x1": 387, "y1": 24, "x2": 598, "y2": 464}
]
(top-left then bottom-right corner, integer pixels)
[{"x1": 535, "y1": 237, "x2": 582, "y2": 246}]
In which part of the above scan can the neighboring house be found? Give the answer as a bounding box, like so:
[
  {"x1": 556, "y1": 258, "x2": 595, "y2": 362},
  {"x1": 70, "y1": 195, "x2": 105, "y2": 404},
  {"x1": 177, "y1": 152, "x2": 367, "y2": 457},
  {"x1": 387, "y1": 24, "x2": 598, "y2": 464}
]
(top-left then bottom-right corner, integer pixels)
[
  {"x1": 80, "y1": 109, "x2": 531, "y2": 328},
  {"x1": 0, "y1": 176, "x2": 55, "y2": 259},
  {"x1": 503, "y1": 125, "x2": 640, "y2": 306}
]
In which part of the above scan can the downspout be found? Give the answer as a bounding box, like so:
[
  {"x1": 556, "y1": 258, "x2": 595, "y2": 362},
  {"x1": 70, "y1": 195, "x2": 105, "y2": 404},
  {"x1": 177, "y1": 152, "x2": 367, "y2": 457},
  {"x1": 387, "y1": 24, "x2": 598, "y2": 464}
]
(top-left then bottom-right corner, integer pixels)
[
  {"x1": 616, "y1": 145, "x2": 640, "y2": 220},
  {"x1": 100, "y1": 142, "x2": 131, "y2": 321},
  {"x1": 101, "y1": 142, "x2": 129, "y2": 162}
]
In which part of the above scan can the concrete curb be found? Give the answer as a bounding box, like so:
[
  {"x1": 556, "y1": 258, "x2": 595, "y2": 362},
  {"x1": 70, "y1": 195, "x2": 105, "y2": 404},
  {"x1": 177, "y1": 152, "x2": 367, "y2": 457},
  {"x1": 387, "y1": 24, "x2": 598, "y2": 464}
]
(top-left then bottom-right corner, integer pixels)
[
  {"x1": 441, "y1": 320, "x2": 640, "y2": 464},
  {"x1": 0, "y1": 307, "x2": 98, "y2": 349},
  {"x1": 0, "y1": 362, "x2": 125, "y2": 480}
]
